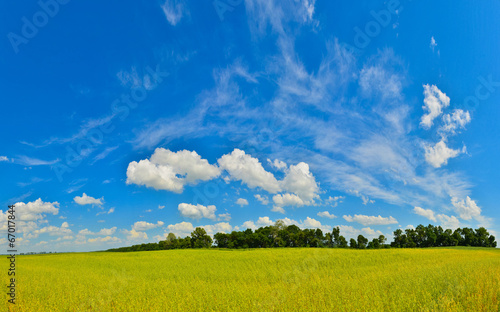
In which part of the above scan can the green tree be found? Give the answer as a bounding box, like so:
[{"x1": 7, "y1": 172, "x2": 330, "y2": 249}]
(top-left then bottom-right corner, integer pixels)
[
  {"x1": 349, "y1": 238, "x2": 357, "y2": 249},
  {"x1": 191, "y1": 227, "x2": 212, "y2": 248},
  {"x1": 357, "y1": 235, "x2": 368, "y2": 249}
]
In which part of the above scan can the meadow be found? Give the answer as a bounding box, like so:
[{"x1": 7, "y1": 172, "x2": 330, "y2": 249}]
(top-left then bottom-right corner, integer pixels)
[{"x1": 10, "y1": 247, "x2": 500, "y2": 311}]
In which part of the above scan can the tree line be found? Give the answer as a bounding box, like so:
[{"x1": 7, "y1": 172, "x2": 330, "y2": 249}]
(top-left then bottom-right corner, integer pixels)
[{"x1": 106, "y1": 221, "x2": 497, "y2": 252}]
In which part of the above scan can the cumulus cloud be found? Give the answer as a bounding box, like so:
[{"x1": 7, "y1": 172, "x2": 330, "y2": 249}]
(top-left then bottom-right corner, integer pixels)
[
  {"x1": 451, "y1": 196, "x2": 481, "y2": 220},
  {"x1": 436, "y1": 214, "x2": 460, "y2": 229},
  {"x1": 421, "y1": 84, "x2": 450, "y2": 129},
  {"x1": 327, "y1": 196, "x2": 344, "y2": 208},
  {"x1": 236, "y1": 198, "x2": 249, "y2": 206},
  {"x1": 132, "y1": 221, "x2": 164, "y2": 231},
  {"x1": 218, "y1": 149, "x2": 281, "y2": 193},
  {"x1": 167, "y1": 221, "x2": 194, "y2": 237},
  {"x1": 73, "y1": 193, "x2": 103, "y2": 206},
  {"x1": 242, "y1": 220, "x2": 257, "y2": 230},
  {"x1": 272, "y1": 193, "x2": 305, "y2": 213},
  {"x1": 126, "y1": 148, "x2": 220, "y2": 193},
  {"x1": 254, "y1": 194, "x2": 269, "y2": 205},
  {"x1": 337, "y1": 225, "x2": 385, "y2": 240},
  {"x1": 343, "y1": 214, "x2": 398, "y2": 226},
  {"x1": 13, "y1": 199, "x2": 59, "y2": 221},
  {"x1": 78, "y1": 227, "x2": 117, "y2": 236},
  {"x1": 268, "y1": 159, "x2": 287, "y2": 170},
  {"x1": 424, "y1": 140, "x2": 461, "y2": 168},
  {"x1": 242, "y1": 216, "x2": 330, "y2": 233},
  {"x1": 178, "y1": 203, "x2": 217, "y2": 220},
  {"x1": 439, "y1": 109, "x2": 471, "y2": 137},
  {"x1": 280, "y1": 162, "x2": 320, "y2": 203},
  {"x1": 30, "y1": 223, "x2": 73, "y2": 238},
  {"x1": 0, "y1": 156, "x2": 8, "y2": 162},
  {"x1": 203, "y1": 222, "x2": 234, "y2": 235},
  {"x1": 161, "y1": 0, "x2": 185, "y2": 26},
  {"x1": 413, "y1": 207, "x2": 436, "y2": 222},
  {"x1": 317, "y1": 211, "x2": 336, "y2": 219},
  {"x1": 123, "y1": 229, "x2": 148, "y2": 241},
  {"x1": 217, "y1": 213, "x2": 231, "y2": 221},
  {"x1": 88, "y1": 236, "x2": 120, "y2": 243}
]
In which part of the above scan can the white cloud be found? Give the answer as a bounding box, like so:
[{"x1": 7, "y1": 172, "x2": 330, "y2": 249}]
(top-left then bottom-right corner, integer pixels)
[
  {"x1": 13, "y1": 199, "x2": 59, "y2": 221},
  {"x1": 96, "y1": 207, "x2": 115, "y2": 216},
  {"x1": 31, "y1": 223, "x2": 73, "y2": 238},
  {"x1": 451, "y1": 196, "x2": 481, "y2": 220},
  {"x1": 436, "y1": 214, "x2": 460, "y2": 229},
  {"x1": 236, "y1": 198, "x2": 249, "y2": 206},
  {"x1": 167, "y1": 221, "x2": 194, "y2": 237},
  {"x1": 78, "y1": 227, "x2": 117, "y2": 236},
  {"x1": 242, "y1": 216, "x2": 330, "y2": 233},
  {"x1": 123, "y1": 229, "x2": 148, "y2": 241},
  {"x1": 218, "y1": 149, "x2": 281, "y2": 193},
  {"x1": 242, "y1": 221, "x2": 257, "y2": 230},
  {"x1": 256, "y1": 216, "x2": 274, "y2": 227},
  {"x1": 178, "y1": 203, "x2": 216, "y2": 220},
  {"x1": 132, "y1": 221, "x2": 164, "y2": 232},
  {"x1": 272, "y1": 193, "x2": 305, "y2": 212},
  {"x1": 88, "y1": 236, "x2": 120, "y2": 243},
  {"x1": 126, "y1": 148, "x2": 220, "y2": 193},
  {"x1": 359, "y1": 65, "x2": 402, "y2": 100},
  {"x1": 16, "y1": 156, "x2": 59, "y2": 166},
  {"x1": 421, "y1": 84, "x2": 450, "y2": 129},
  {"x1": 424, "y1": 140, "x2": 461, "y2": 168},
  {"x1": 268, "y1": 159, "x2": 287, "y2": 170},
  {"x1": 413, "y1": 207, "x2": 437, "y2": 222},
  {"x1": 439, "y1": 109, "x2": 471, "y2": 137},
  {"x1": 158, "y1": 205, "x2": 165, "y2": 210},
  {"x1": 343, "y1": 214, "x2": 398, "y2": 226},
  {"x1": 203, "y1": 222, "x2": 234, "y2": 235},
  {"x1": 317, "y1": 211, "x2": 336, "y2": 219},
  {"x1": 280, "y1": 162, "x2": 320, "y2": 203},
  {"x1": 254, "y1": 194, "x2": 269, "y2": 205},
  {"x1": 0, "y1": 156, "x2": 8, "y2": 162},
  {"x1": 337, "y1": 225, "x2": 384, "y2": 240},
  {"x1": 161, "y1": 0, "x2": 185, "y2": 26},
  {"x1": 73, "y1": 193, "x2": 103, "y2": 206},
  {"x1": 430, "y1": 36, "x2": 437, "y2": 52},
  {"x1": 217, "y1": 213, "x2": 231, "y2": 221}
]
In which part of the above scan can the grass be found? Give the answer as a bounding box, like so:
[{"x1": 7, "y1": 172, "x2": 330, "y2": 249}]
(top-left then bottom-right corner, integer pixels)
[{"x1": 9, "y1": 247, "x2": 500, "y2": 311}]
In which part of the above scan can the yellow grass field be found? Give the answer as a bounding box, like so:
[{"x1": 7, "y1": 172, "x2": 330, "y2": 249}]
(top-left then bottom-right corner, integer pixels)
[{"x1": 9, "y1": 247, "x2": 500, "y2": 311}]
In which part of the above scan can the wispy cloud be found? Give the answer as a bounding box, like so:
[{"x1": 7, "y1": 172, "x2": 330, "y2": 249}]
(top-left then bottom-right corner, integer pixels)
[
  {"x1": 161, "y1": 0, "x2": 186, "y2": 26},
  {"x1": 15, "y1": 156, "x2": 60, "y2": 166},
  {"x1": 90, "y1": 146, "x2": 119, "y2": 165}
]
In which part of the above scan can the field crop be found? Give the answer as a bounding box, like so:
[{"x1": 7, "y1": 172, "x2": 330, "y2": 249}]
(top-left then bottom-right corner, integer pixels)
[{"x1": 8, "y1": 247, "x2": 500, "y2": 311}]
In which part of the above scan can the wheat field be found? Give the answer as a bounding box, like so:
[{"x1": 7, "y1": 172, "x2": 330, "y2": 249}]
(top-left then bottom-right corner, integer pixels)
[{"x1": 9, "y1": 247, "x2": 500, "y2": 311}]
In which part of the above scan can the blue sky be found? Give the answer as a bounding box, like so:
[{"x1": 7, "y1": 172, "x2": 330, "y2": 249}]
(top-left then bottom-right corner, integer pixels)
[{"x1": 1, "y1": 0, "x2": 499, "y2": 252}]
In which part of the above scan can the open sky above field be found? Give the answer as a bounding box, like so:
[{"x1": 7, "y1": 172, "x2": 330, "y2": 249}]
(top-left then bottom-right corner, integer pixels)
[{"x1": 1, "y1": 0, "x2": 499, "y2": 252}]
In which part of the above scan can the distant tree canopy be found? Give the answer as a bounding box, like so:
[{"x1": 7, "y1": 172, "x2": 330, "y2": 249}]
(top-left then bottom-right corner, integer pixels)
[{"x1": 106, "y1": 223, "x2": 497, "y2": 252}]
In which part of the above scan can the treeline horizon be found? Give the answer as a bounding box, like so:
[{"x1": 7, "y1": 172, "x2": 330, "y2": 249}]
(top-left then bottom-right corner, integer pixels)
[{"x1": 106, "y1": 221, "x2": 497, "y2": 252}]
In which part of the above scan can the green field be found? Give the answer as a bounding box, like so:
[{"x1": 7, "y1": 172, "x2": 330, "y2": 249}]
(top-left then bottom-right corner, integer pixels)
[{"x1": 10, "y1": 247, "x2": 500, "y2": 311}]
